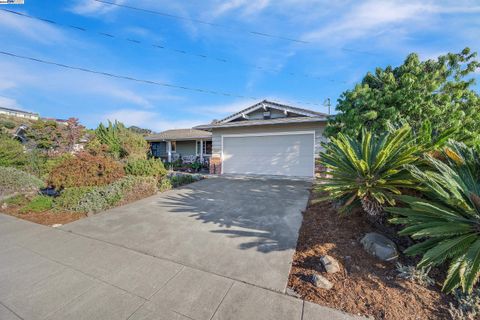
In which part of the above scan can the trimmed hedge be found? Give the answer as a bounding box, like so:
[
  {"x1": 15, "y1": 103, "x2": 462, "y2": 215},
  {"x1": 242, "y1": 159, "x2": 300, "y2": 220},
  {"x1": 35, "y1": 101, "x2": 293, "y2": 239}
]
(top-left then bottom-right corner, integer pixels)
[{"x1": 0, "y1": 166, "x2": 44, "y2": 195}]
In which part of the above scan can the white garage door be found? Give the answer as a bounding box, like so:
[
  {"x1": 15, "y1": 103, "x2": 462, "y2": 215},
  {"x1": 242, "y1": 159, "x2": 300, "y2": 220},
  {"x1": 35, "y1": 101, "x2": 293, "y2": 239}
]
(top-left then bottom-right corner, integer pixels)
[{"x1": 222, "y1": 133, "x2": 314, "y2": 177}]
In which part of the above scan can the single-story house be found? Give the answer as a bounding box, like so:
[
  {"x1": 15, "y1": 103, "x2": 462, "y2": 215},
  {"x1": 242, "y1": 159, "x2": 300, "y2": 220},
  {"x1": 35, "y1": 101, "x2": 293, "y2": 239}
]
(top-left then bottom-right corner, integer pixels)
[
  {"x1": 146, "y1": 100, "x2": 329, "y2": 177},
  {"x1": 145, "y1": 129, "x2": 212, "y2": 163}
]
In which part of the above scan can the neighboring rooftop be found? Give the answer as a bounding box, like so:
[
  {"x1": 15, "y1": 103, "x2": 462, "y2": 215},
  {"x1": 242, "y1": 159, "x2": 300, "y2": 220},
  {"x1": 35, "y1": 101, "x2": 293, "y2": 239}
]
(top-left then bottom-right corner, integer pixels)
[
  {"x1": 0, "y1": 106, "x2": 39, "y2": 119},
  {"x1": 145, "y1": 129, "x2": 212, "y2": 141}
]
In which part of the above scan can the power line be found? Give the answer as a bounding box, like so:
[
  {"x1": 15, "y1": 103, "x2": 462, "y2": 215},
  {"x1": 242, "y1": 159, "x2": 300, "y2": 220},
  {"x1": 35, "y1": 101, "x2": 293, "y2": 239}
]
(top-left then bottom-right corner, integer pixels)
[
  {"x1": 1, "y1": 9, "x2": 346, "y2": 82},
  {"x1": 0, "y1": 50, "x2": 325, "y2": 107},
  {"x1": 93, "y1": 0, "x2": 309, "y2": 44},
  {"x1": 91, "y1": 0, "x2": 381, "y2": 57}
]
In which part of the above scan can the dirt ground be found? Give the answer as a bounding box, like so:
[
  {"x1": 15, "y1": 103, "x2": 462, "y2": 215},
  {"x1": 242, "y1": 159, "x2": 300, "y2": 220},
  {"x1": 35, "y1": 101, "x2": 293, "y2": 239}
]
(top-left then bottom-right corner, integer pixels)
[
  {"x1": 2, "y1": 207, "x2": 87, "y2": 226},
  {"x1": 288, "y1": 197, "x2": 452, "y2": 320}
]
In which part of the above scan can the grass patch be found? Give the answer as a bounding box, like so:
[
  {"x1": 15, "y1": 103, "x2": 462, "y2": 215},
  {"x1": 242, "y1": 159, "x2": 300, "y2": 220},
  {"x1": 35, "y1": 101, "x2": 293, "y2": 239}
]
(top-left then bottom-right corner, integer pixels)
[{"x1": 20, "y1": 195, "x2": 53, "y2": 214}]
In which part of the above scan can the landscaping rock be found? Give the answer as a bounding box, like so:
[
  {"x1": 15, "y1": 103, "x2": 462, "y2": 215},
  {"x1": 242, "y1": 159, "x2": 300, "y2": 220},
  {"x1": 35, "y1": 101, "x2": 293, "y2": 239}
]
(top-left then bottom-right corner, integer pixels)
[
  {"x1": 360, "y1": 232, "x2": 398, "y2": 261},
  {"x1": 285, "y1": 287, "x2": 301, "y2": 298},
  {"x1": 320, "y1": 255, "x2": 341, "y2": 273},
  {"x1": 311, "y1": 273, "x2": 333, "y2": 290},
  {"x1": 51, "y1": 224, "x2": 63, "y2": 228}
]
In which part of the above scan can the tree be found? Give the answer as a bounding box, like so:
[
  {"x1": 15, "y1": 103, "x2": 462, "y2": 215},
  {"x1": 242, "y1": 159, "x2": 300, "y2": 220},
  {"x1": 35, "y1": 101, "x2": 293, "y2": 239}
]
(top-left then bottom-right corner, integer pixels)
[
  {"x1": 95, "y1": 121, "x2": 148, "y2": 160},
  {"x1": 65, "y1": 118, "x2": 85, "y2": 152},
  {"x1": 128, "y1": 126, "x2": 152, "y2": 136},
  {"x1": 25, "y1": 118, "x2": 86, "y2": 153},
  {"x1": 326, "y1": 48, "x2": 480, "y2": 143}
]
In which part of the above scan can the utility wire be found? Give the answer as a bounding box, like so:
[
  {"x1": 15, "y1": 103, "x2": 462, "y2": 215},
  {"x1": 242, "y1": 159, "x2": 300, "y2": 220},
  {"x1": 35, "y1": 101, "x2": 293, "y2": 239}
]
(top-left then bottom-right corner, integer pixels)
[
  {"x1": 0, "y1": 9, "x2": 346, "y2": 82},
  {"x1": 0, "y1": 50, "x2": 324, "y2": 107},
  {"x1": 91, "y1": 0, "x2": 380, "y2": 57},
  {"x1": 93, "y1": 0, "x2": 309, "y2": 44}
]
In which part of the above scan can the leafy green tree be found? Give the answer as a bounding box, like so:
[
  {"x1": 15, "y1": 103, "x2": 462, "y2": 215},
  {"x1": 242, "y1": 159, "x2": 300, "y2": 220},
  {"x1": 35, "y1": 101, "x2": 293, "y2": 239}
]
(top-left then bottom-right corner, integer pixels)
[
  {"x1": 326, "y1": 48, "x2": 480, "y2": 142},
  {"x1": 26, "y1": 118, "x2": 85, "y2": 153},
  {"x1": 0, "y1": 135, "x2": 25, "y2": 167},
  {"x1": 95, "y1": 121, "x2": 148, "y2": 160}
]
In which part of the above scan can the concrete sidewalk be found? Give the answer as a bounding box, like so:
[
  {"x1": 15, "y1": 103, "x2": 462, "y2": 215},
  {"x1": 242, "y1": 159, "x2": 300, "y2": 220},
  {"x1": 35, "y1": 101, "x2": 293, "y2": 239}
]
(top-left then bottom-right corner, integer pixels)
[{"x1": 0, "y1": 214, "x2": 362, "y2": 320}]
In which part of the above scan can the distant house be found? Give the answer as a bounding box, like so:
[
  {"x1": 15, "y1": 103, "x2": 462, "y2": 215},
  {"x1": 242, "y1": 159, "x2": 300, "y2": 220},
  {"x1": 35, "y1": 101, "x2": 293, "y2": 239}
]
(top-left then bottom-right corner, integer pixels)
[
  {"x1": 0, "y1": 106, "x2": 39, "y2": 120},
  {"x1": 146, "y1": 100, "x2": 329, "y2": 178}
]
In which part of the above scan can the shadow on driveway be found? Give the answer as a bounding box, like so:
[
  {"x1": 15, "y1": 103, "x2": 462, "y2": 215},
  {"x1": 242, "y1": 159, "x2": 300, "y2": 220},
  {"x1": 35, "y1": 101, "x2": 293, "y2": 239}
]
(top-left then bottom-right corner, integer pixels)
[{"x1": 63, "y1": 177, "x2": 312, "y2": 291}]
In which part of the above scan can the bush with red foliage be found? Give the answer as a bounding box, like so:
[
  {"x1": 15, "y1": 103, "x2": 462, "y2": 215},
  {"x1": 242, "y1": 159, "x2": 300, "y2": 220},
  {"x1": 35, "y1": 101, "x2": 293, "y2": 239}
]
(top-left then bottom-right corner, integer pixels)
[{"x1": 48, "y1": 153, "x2": 124, "y2": 189}]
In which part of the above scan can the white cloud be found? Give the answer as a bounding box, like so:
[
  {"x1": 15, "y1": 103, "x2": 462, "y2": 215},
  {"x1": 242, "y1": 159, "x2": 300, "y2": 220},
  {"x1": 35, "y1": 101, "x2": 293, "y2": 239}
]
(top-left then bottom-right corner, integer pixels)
[
  {"x1": 302, "y1": 0, "x2": 480, "y2": 45},
  {"x1": 0, "y1": 96, "x2": 22, "y2": 110},
  {"x1": 211, "y1": 0, "x2": 271, "y2": 18},
  {"x1": 303, "y1": 1, "x2": 432, "y2": 43},
  {"x1": 195, "y1": 99, "x2": 254, "y2": 118},
  {"x1": 0, "y1": 10, "x2": 66, "y2": 44},
  {"x1": 100, "y1": 109, "x2": 204, "y2": 132},
  {"x1": 69, "y1": 0, "x2": 126, "y2": 16},
  {"x1": 0, "y1": 58, "x2": 179, "y2": 109}
]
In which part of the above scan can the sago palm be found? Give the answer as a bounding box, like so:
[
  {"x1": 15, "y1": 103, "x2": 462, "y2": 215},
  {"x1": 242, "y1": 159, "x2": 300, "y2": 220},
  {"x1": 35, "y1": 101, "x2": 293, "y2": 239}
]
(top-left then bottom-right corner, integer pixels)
[
  {"x1": 387, "y1": 142, "x2": 480, "y2": 293},
  {"x1": 318, "y1": 125, "x2": 418, "y2": 217}
]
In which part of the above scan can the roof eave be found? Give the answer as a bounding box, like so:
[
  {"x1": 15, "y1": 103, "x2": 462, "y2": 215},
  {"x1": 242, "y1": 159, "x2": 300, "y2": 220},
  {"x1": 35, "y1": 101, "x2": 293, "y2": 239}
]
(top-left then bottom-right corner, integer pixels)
[
  {"x1": 194, "y1": 117, "x2": 327, "y2": 130},
  {"x1": 145, "y1": 136, "x2": 212, "y2": 142}
]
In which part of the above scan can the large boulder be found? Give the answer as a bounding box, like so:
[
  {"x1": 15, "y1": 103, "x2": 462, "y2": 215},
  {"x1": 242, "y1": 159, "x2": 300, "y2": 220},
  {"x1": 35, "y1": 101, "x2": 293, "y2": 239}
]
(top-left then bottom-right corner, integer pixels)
[{"x1": 360, "y1": 232, "x2": 398, "y2": 261}]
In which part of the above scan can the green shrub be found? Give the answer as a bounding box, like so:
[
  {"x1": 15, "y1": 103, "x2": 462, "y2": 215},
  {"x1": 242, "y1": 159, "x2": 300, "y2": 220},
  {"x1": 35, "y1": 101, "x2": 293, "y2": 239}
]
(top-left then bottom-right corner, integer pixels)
[
  {"x1": 158, "y1": 177, "x2": 172, "y2": 192},
  {"x1": 0, "y1": 135, "x2": 25, "y2": 167},
  {"x1": 48, "y1": 153, "x2": 124, "y2": 189},
  {"x1": 125, "y1": 158, "x2": 166, "y2": 177},
  {"x1": 387, "y1": 142, "x2": 480, "y2": 293},
  {"x1": 0, "y1": 120, "x2": 16, "y2": 129},
  {"x1": 0, "y1": 166, "x2": 44, "y2": 195},
  {"x1": 53, "y1": 187, "x2": 94, "y2": 212},
  {"x1": 20, "y1": 195, "x2": 53, "y2": 213},
  {"x1": 4, "y1": 194, "x2": 29, "y2": 207},
  {"x1": 395, "y1": 263, "x2": 434, "y2": 287},
  {"x1": 75, "y1": 176, "x2": 157, "y2": 213},
  {"x1": 170, "y1": 174, "x2": 196, "y2": 188},
  {"x1": 318, "y1": 125, "x2": 418, "y2": 218}
]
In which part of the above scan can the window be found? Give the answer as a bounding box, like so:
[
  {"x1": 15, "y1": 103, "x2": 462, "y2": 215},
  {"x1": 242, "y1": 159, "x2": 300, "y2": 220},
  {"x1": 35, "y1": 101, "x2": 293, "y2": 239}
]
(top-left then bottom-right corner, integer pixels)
[
  {"x1": 171, "y1": 141, "x2": 176, "y2": 152},
  {"x1": 196, "y1": 141, "x2": 212, "y2": 155}
]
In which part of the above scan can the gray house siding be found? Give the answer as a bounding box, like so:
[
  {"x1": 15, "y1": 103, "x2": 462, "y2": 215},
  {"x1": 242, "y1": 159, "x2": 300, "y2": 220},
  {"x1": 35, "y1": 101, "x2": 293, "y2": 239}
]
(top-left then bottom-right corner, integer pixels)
[
  {"x1": 175, "y1": 140, "x2": 197, "y2": 156},
  {"x1": 211, "y1": 122, "x2": 327, "y2": 158}
]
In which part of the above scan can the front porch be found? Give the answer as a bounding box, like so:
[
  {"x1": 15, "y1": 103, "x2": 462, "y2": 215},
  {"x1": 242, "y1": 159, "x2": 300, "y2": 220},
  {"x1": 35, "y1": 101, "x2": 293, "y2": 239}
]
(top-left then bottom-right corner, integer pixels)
[{"x1": 146, "y1": 129, "x2": 213, "y2": 170}]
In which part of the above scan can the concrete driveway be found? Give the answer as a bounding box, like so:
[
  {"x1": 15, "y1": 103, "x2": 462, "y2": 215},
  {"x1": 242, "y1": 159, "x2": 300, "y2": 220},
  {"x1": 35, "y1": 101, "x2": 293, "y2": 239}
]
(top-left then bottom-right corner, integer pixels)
[
  {"x1": 62, "y1": 176, "x2": 310, "y2": 292},
  {"x1": 1, "y1": 177, "x2": 362, "y2": 320}
]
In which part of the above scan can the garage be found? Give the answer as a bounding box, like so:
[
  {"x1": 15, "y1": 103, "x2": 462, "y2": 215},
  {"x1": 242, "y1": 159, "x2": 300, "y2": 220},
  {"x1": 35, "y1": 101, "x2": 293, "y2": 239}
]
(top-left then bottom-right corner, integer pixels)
[{"x1": 222, "y1": 132, "x2": 315, "y2": 177}]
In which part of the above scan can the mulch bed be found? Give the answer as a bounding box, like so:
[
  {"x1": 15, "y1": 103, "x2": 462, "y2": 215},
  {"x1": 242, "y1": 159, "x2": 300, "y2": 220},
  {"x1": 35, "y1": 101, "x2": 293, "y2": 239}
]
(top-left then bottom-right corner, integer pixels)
[
  {"x1": 2, "y1": 207, "x2": 87, "y2": 226},
  {"x1": 288, "y1": 196, "x2": 453, "y2": 320}
]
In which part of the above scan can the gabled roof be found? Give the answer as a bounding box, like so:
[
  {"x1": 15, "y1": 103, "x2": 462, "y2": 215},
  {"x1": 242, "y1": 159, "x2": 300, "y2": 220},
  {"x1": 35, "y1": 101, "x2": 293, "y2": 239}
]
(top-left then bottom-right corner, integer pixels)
[
  {"x1": 217, "y1": 100, "x2": 327, "y2": 124},
  {"x1": 145, "y1": 129, "x2": 211, "y2": 141},
  {"x1": 194, "y1": 100, "x2": 328, "y2": 130}
]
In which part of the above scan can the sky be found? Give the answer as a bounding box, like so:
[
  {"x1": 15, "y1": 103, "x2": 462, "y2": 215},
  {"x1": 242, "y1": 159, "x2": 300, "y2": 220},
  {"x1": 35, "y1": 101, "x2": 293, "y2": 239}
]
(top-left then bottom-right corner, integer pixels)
[{"x1": 0, "y1": 0, "x2": 479, "y2": 131}]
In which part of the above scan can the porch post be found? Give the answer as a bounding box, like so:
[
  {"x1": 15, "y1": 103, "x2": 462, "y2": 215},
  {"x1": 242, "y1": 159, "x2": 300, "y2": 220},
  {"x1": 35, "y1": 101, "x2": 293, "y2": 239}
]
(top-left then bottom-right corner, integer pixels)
[
  {"x1": 167, "y1": 141, "x2": 172, "y2": 162},
  {"x1": 200, "y1": 140, "x2": 204, "y2": 161}
]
